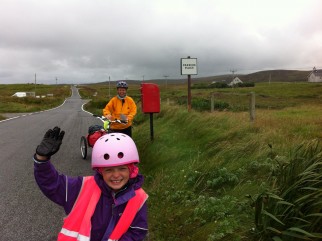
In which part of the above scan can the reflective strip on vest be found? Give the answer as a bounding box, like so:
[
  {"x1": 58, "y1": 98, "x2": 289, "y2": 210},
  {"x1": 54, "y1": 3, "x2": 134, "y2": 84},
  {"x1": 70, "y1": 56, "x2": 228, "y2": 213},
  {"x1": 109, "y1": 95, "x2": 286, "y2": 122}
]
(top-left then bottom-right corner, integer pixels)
[
  {"x1": 60, "y1": 228, "x2": 89, "y2": 241},
  {"x1": 57, "y1": 176, "x2": 148, "y2": 241}
]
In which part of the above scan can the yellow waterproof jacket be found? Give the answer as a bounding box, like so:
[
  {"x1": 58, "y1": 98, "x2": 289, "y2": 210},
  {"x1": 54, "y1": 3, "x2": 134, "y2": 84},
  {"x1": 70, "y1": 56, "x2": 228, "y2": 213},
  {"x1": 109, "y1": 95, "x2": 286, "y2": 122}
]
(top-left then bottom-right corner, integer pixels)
[{"x1": 103, "y1": 96, "x2": 137, "y2": 130}]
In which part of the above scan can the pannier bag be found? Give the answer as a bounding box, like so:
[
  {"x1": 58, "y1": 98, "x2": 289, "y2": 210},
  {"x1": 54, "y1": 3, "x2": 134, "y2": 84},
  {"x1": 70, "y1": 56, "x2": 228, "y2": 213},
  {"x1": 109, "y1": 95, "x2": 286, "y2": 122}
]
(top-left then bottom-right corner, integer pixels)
[
  {"x1": 88, "y1": 125, "x2": 105, "y2": 147},
  {"x1": 88, "y1": 125, "x2": 104, "y2": 135}
]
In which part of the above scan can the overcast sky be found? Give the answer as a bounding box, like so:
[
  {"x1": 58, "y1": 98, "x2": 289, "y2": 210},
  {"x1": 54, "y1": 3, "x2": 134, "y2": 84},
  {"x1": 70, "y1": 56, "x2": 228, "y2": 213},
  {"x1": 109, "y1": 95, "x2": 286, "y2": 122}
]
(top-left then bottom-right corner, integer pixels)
[{"x1": 1, "y1": 0, "x2": 321, "y2": 84}]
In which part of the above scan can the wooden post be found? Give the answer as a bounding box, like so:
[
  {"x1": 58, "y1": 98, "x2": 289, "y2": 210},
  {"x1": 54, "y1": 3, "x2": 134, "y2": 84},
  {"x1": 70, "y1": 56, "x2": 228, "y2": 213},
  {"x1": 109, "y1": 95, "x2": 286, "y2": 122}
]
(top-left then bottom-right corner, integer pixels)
[
  {"x1": 211, "y1": 93, "x2": 214, "y2": 112},
  {"x1": 187, "y1": 56, "x2": 191, "y2": 112},
  {"x1": 150, "y1": 113, "x2": 154, "y2": 141},
  {"x1": 188, "y1": 74, "x2": 191, "y2": 111},
  {"x1": 250, "y1": 92, "x2": 255, "y2": 122}
]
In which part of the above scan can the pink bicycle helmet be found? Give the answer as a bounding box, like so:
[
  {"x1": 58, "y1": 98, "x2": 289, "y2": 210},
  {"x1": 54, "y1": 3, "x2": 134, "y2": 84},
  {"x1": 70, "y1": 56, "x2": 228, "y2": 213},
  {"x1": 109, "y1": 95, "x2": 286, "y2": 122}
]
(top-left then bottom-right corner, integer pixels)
[{"x1": 91, "y1": 133, "x2": 139, "y2": 168}]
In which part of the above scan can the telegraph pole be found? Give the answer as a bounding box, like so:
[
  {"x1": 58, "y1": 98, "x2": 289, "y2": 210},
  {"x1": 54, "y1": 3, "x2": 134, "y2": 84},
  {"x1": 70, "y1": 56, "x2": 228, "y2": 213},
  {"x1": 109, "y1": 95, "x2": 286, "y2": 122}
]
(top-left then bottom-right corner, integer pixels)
[
  {"x1": 163, "y1": 75, "x2": 169, "y2": 89},
  {"x1": 230, "y1": 69, "x2": 237, "y2": 79},
  {"x1": 108, "y1": 76, "x2": 111, "y2": 99},
  {"x1": 34, "y1": 73, "x2": 37, "y2": 94}
]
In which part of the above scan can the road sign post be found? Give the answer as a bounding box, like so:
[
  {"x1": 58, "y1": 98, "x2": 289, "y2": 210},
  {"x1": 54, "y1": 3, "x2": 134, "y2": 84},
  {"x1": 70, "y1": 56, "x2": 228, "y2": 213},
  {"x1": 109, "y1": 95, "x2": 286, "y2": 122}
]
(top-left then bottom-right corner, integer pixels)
[{"x1": 181, "y1": 56, "x2": 198, "y2": 111}]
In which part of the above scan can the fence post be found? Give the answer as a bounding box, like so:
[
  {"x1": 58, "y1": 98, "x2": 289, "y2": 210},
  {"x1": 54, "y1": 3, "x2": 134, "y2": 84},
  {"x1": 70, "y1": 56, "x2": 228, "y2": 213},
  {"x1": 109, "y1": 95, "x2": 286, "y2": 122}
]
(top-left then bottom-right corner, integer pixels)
[
  {"x1": 211, "y1": 93, "x2": 214, "y2": 112},
  {"x1": 249, "y1": 92, "x2": 255, "y2": 122}
]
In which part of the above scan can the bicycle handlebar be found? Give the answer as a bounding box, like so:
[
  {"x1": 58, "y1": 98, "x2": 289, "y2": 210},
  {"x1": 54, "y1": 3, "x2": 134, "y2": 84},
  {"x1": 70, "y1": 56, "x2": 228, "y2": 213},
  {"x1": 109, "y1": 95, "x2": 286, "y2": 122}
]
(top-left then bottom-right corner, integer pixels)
[{"x1": 92, "y1": 114, "x2": 128, "y2": 124}]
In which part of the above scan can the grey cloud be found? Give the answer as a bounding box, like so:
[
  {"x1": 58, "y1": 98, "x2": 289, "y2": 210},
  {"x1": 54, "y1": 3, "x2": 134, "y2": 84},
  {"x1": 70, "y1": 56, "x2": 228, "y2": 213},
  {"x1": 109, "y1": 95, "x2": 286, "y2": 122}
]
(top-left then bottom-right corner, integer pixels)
[{"x1": 0, "y1": 0, "x2": 321, "y2": 84}]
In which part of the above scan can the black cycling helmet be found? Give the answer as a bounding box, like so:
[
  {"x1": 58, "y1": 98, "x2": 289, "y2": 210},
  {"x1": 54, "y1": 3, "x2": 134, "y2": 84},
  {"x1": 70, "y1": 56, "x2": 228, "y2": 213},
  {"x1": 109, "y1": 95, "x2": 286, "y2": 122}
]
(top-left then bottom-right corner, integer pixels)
[{"x1": 116, "y1": 81, "x2": 128, "y2": 89}]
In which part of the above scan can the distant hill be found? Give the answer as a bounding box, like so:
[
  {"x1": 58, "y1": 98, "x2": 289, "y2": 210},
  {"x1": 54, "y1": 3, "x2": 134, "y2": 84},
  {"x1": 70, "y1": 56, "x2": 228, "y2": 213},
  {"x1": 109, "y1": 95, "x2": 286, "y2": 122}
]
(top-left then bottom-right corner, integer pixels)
[
  {"x1": 144, "y1": 70, "x2": 311, "y2": 84},
  {"x1": 89, "y1": 70, "x2": 311, "y2": 86},
  {"x1": 242, "y1": 70, "x2": 310, "y2": 83}
]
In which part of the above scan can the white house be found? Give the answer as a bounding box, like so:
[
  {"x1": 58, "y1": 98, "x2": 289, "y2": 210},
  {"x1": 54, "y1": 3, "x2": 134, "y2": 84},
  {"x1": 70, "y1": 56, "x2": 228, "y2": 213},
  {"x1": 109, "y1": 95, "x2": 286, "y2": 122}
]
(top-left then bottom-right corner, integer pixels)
[
  {"x1": 228, "y1": 77, "x2": 243, "y2": 86},
  {"x1": 308, "y1": 67, "x2": 322, "y2": 82},
  {"x1": 12, "y1": 92, "x2": 35, "y2": 97}
]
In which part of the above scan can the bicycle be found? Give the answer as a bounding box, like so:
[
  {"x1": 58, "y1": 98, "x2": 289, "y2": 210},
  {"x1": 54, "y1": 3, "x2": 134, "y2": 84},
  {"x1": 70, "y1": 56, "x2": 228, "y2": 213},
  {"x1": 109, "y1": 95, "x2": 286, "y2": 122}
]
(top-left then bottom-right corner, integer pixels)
[{"x1": 80, "y1": 115, "x2": 127, "y2": 159}]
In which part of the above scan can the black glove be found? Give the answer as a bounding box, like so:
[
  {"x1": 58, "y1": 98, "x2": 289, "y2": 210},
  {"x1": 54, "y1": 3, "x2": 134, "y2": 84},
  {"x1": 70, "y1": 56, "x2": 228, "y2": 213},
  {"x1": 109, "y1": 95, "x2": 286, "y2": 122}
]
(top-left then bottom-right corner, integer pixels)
[{"x1": 36, "y1": 126, "x2": 65, "y2": 158}]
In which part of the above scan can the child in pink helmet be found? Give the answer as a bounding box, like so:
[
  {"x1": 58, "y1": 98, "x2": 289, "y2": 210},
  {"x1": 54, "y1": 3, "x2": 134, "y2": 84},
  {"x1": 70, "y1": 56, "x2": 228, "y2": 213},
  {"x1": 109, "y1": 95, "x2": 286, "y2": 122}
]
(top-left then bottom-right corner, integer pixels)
[{"x1": 33, "y1": 127, "x2": 148, "y2": 241}]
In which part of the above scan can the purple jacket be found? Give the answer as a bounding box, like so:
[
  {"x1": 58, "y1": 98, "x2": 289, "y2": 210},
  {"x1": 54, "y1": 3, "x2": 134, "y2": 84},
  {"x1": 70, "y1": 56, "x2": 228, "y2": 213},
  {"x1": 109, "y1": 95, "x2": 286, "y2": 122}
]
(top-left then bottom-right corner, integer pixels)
[{"x1": 34, "y1": 160, "x2": 148, "y2": 241}]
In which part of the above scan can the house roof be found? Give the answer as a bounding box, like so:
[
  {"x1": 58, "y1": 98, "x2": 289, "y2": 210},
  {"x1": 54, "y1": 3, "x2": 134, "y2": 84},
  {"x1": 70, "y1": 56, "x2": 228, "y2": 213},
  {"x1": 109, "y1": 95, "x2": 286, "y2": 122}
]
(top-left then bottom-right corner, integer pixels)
[
  {"x1": 228, "y1": 77, "x2": 243, "y2": 86},
  {"x1": 312, "y1": 69, "x2": 322, "y2": 77},
  {"x1": 309, "y1": 67, "x2": 322, "y2": 77},
  {"x1": 231, "y1": 77, "x2": 242, "y2": 83}
]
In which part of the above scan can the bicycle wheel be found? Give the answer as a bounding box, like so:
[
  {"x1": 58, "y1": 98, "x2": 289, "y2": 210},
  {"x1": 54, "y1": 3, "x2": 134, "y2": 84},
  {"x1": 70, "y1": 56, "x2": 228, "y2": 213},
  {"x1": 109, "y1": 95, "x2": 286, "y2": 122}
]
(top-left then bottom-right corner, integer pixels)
[{"x1": 80, "y1": 136, "x2": 88, "y2": 159}]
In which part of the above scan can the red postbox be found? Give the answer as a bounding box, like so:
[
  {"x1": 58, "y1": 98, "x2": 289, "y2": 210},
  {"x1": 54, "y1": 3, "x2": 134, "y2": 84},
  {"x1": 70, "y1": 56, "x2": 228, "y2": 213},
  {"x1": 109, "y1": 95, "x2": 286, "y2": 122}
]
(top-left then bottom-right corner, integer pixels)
[{"x1": 140, "y1": 83, "x2": 160, "y2": 113}]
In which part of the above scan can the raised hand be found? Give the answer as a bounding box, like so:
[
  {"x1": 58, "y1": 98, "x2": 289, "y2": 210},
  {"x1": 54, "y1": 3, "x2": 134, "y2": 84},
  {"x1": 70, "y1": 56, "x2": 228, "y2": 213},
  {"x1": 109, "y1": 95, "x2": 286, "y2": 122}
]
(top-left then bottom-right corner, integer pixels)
[{"x1": 36, "y1": 126, "x2": 65, "y2": 159}]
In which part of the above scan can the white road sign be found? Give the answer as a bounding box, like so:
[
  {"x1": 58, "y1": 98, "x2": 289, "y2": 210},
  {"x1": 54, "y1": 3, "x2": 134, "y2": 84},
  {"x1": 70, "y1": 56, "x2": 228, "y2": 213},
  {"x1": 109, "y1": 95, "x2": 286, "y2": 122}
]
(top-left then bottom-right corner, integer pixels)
[{"x1": 181, "y1": 58, "x2": 198, "y2": 75}]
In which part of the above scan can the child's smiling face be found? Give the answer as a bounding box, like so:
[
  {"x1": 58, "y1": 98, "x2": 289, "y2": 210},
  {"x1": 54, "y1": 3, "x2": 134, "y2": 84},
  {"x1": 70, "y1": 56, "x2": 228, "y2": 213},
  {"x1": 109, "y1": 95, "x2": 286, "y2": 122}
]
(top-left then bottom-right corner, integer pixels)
[{"x1": 100, "y1": 165, "x2": 130, "y2": 191}]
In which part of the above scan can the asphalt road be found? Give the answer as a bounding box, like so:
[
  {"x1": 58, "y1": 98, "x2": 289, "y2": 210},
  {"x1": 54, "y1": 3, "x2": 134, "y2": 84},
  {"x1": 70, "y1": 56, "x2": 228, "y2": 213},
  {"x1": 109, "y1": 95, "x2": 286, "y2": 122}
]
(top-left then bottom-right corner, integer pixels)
[{"x1": 0, "y1": 86, "x2": 104, "y2": 240}]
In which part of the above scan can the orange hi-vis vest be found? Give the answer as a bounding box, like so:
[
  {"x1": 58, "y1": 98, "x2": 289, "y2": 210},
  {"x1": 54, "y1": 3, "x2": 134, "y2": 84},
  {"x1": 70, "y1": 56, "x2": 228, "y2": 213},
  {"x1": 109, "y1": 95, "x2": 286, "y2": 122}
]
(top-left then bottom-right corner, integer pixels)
[{"x1": 57, "y1": 176, "x2": 148, "y2": 241}]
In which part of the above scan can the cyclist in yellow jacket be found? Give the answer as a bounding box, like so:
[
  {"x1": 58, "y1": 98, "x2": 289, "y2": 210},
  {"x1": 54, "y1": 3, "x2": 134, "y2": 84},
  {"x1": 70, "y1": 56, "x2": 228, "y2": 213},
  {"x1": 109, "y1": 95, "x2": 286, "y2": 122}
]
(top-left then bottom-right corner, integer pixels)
[{"x1": 103, "y1": 81, "x2": 137, "y2": 137}]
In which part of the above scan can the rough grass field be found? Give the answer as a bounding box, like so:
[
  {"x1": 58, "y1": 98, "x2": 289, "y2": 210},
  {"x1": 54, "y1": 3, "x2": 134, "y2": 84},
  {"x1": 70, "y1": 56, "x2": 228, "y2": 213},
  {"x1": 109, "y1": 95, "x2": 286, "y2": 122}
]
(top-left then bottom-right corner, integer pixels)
[{"x1": 0, "y1": 84, "x2": 70, "y2": 119}]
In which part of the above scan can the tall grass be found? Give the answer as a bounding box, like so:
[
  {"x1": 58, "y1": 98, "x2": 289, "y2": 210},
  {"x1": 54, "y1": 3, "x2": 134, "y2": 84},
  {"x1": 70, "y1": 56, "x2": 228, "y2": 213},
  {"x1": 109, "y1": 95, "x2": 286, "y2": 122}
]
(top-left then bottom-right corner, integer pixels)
[
  {"x1": 129, "y1": 102, "x2": 321, "y2": 240},
  {"x1": 253, "y1": 140, "x2": 322, "y2": 240}
]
